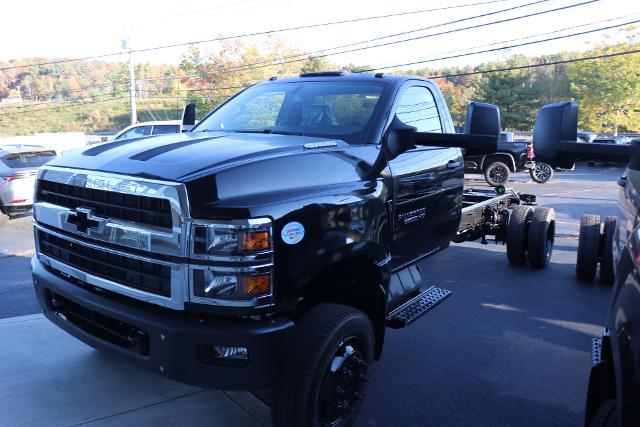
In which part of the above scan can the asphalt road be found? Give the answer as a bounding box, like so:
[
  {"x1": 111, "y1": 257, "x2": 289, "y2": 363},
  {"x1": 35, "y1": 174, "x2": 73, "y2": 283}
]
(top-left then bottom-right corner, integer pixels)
[{"x1": 0, "y1": 162, "x2": 624, "y2": 426}]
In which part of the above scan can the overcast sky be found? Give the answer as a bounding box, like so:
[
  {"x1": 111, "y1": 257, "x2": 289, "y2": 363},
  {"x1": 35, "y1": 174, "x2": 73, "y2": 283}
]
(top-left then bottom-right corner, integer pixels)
[{"x1": 1, "y1": 0, "x2": 638, "y2": 71}]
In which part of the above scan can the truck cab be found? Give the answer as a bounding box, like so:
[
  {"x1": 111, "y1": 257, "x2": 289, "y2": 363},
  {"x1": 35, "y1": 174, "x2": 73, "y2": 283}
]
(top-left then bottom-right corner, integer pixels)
[{"x1": 31, "y1": 72, "x2": 513, "y2": 426}]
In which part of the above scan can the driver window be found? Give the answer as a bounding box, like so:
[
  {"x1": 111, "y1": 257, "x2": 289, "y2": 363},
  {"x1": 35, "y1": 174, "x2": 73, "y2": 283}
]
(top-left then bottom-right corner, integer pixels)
[{"x1": 396, "y1": 86, "x2": 442, "y2": 133}]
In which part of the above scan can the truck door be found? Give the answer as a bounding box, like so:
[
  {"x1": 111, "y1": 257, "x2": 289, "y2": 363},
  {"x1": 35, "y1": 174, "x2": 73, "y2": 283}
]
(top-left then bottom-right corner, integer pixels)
[{"x1": 387, "y1": 84, "x2": 464, "y2": 270}]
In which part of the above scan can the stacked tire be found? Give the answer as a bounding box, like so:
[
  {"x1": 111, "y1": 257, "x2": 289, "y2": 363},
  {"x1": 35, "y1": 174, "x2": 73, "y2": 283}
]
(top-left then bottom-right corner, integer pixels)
[
  {"x1": 576, "y1": 214, "x2": 616, "y2": 285},
  {"x1": 506, "y1": 205, "x2": 556, "y2": 269}
]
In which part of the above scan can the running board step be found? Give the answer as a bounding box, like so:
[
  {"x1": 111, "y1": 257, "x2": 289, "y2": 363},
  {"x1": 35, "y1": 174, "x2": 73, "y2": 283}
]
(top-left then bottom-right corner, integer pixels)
[
  {"x1": 592, "y1": 338, "x2": 603, "y2": 366},
  {"x1": 386, "y1": 286, "x2": 451, "y2": 328}
]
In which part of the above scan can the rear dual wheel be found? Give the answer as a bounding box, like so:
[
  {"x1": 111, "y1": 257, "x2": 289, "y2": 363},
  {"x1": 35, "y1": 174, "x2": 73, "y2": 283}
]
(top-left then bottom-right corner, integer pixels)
[
  {"x1": 576, "y1": 214, "x2": 616, "y2": 285},
  {"x1": 506, "y1": 205, "x2": 556, "y2": 269}
]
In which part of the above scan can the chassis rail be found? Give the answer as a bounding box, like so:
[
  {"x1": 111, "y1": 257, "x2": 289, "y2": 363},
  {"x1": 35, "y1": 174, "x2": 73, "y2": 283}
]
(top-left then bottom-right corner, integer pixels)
[{"x1": 456, "y1": 188, "x2": 536, "y2": 243}]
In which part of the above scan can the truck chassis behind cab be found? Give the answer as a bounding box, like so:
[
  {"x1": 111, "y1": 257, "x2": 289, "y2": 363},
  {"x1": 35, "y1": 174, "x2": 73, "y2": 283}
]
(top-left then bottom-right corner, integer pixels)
[{"x1": 31, "y1": 72, "x2": 566, "y2": 426}]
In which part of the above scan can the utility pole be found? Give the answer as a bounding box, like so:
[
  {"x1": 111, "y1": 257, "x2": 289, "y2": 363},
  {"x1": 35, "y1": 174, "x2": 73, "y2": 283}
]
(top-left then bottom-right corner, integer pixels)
[{"x1": 122, "y1": 37, "x2": 137, "y2": 125}]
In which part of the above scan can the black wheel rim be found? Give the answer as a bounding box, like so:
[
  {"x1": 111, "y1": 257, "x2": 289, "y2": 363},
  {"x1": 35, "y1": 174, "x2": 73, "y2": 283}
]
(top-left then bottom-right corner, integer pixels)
[
  {"x1": 317, "y1": 336, "x2": 369, "y2": 426},
  {"x1": 489, "y1": 165, "x2": 508, "y2": 183},
  {"x1": 534, "y1": 164, "x2": 551, "y2": 181}
]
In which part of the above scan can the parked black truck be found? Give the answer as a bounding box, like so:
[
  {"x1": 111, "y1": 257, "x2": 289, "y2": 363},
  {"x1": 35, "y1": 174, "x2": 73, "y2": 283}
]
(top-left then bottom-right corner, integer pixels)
[
  {"x1": 31, "y1": 72, "x2": 562, "y2": 426},
  {"x1": 465, "y1": 131, "x2": 555, "y2": 186}
]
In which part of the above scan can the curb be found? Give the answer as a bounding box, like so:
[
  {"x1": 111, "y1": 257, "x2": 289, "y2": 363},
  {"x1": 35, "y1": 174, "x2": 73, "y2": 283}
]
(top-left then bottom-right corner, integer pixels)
[
  {"x1": 0, "y1": 313, "x2": 43, "y2": 325},
  {"x1": 0, "y1": 249, "x2": 35, "y2": 259}
]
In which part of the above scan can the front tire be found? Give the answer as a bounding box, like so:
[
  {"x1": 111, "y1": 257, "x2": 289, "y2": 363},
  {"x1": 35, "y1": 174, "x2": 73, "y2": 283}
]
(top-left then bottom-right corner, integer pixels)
[
  {"x1": 484, "y1": 162, "x2": 511, "y2": 186},
  {"x1": 272, "y1": 303, "x2": 374, "y2": 427},
  {"x1": 530, "y1": 162, "x2": 554, "y2": 183}
]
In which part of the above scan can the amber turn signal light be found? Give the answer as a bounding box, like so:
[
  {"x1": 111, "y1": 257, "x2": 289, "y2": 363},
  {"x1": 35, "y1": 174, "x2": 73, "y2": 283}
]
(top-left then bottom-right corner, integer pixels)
[
  {"x1": 241, "y1": 231, "x2": 270, "y2": 251},
  {"x1": 240, "y1": 274, "x2": 270, "y2": 295}
]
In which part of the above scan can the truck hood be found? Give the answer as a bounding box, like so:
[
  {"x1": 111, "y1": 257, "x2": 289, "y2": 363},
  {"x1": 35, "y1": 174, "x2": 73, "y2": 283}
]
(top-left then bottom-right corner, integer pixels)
[{"x1": 47, "y1": 131, "x2": 349, "y2": 182}]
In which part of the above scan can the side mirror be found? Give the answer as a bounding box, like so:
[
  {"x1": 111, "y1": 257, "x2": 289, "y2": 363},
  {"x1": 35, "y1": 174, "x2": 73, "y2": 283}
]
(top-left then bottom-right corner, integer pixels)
[
  {"x1": 533, "y1": 101, "x2": 634, "y2": 167},
  {"x1": 181, "y1": 103, "x2": 196, "y2": 132},
  {"x1": 385, "y1": 102, "x2": 500, "y2": 158},
  {"x1": 462, "y1": 102, "x2": 500, "y2": 156}
]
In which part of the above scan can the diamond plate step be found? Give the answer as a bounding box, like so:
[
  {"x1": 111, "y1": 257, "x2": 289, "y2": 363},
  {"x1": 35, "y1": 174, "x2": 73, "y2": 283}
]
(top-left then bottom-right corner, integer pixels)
[
  {"x1": 386, "y1": 286, "x2": 451, "y2": 328},
  {"x1": 592, "y1": 337, "x2": 603, "y2": 366}
]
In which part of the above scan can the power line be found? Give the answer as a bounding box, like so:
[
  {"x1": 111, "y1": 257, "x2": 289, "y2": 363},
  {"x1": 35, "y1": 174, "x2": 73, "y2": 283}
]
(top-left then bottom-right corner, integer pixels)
[
  {"x1": 0, "y1": 0, "x2": 511, "y2": 72},
  {"x1": 4, "y1": 49, "x2": 640, "y2": 117},
  {"x1": 0, "y1": 90, "x2": 127, "y2": 111},
  {"x1": 428, "y1": 48, "x2": 640, "y2": 79},
  {"x1": 0, "y1": 95, "x2": 130, "y2": 116},
  {"x1": 217, "y1": 0, "x2": 557, "y2": 72},
  {"x1": 355, "y1": 18, "x2": 640, "y2": 72},
  {"x1": 366, "y1": 10, "x2": 640, "y2": 70},
  {"x1": 117, "y1": 0, "x2": 588, "y2": 87},
  {"x1": 154, "y1": 0, "x2": 597, "y2": 81},
  {"x1": 132, "y1": 0, "x2": 515, "y2": 54}
]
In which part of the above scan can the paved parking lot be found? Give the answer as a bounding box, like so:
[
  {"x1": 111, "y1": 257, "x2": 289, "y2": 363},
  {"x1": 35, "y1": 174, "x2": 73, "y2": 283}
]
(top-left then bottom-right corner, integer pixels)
[{"x1": 0, "y1": 163, "x2": 623, "y2": 426}]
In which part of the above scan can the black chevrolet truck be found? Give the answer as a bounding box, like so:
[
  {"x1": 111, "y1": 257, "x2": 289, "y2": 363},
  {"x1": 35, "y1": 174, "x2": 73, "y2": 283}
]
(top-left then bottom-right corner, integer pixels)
[{"x1": 31, "y1": 72, "x2": 564, "y2": 426}]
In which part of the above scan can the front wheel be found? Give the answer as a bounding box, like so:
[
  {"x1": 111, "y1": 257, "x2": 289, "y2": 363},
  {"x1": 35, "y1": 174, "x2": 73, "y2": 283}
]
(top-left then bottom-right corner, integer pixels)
[
  {"x1": 530, "y1": 162, "x2": 554, "y2": 183},
  {"x1": 484, "y1": 162, "x2": 511, "y2": 186},
  {"x1": 272, "y1": 303, "x2": 374, "y2": 427}
]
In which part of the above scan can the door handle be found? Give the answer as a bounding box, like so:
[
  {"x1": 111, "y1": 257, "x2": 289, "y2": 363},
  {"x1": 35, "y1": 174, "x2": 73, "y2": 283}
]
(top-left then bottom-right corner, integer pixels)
[{"x1": 447, "y1": 161, "x2": 462, "y2": 169}]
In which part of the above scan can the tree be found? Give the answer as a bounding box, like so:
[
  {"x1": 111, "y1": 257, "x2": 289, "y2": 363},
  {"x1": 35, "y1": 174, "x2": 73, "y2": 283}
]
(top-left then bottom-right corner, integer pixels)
[
  {"x1": 436, "y1": 79, "x2": 475, "y2": 128},
  {"x1": 568, "y1": 32, "x2": 640, "y2": 134}
]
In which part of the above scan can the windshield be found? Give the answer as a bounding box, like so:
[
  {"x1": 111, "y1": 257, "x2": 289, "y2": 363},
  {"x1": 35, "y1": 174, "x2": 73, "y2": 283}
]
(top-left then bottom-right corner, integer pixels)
[{"x1": 194, "y1": 81, "x2": 385, "y2": 144}]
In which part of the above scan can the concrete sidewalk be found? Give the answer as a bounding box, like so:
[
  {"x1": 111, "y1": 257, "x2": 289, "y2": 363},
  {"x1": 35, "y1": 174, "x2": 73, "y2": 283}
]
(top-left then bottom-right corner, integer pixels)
[{"x1": 0, "y1": 314, "x2": 271, "y2": 427}]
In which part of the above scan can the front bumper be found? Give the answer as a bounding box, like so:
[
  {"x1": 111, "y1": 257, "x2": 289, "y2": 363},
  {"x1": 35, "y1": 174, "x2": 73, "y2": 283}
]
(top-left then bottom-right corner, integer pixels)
[{"x1": 31, "y1": 256, "x2": 293, "y2": 390}]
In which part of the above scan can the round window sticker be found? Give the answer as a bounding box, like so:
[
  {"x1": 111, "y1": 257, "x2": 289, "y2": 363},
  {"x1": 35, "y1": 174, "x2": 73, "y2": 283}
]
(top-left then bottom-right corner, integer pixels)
[{"x1": 281, "y1": 222, "x2": 305, "y2": 245}]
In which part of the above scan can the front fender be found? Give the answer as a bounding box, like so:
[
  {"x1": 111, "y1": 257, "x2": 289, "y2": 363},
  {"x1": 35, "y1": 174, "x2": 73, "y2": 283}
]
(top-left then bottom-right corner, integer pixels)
[{"x1": 272, "y1": 195, "x2": 390, "y2": 310}]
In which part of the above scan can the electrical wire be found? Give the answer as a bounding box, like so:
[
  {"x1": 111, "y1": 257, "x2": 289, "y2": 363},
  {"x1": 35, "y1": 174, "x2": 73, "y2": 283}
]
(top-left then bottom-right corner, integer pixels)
[
  {"x1": 0, "y1": 0, "x2": 512, "y2": 71},
  {"x1": 132, "y1": 0, "x2": 599, "y2": 82},
  {"x1": 355, "y1": 18, "x2": 640, "y2": 72},
  {"x1": 365, "y1": 10, "x2": 640, "y2": 70}
]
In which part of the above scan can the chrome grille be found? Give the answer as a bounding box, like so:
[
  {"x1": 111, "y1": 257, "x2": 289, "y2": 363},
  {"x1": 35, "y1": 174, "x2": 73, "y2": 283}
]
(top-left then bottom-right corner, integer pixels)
[
  {"x1": 38, "y1": 229, "x2": 172, "y2": 297},
  {"x1": 37, "y1": 179, "x2": 173, "y2": 229},
  {"x1": 34, "y1": 166, "x2": 191, "y2": 309}
]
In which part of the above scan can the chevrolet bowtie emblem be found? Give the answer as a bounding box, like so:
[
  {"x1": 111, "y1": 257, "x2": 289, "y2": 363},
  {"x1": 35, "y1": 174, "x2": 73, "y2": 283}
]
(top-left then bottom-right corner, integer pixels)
[{"x1": 66, "y1": 208, "x2": 107, "y2": 233}]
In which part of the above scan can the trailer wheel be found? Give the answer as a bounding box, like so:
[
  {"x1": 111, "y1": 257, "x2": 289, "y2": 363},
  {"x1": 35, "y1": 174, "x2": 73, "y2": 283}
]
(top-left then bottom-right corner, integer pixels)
[
  {"x1": 484, "y1": 162, "x2": 511, "y2": 186},
  {"x1": 272, "y1": 303, "x2": 374, "y2": 427},
  {"x1": 507, "y1": 205, "x2": 533, "y2": 265},
  {"x1": 600, "y1": 216, "x2": 617, "y2": 285},
  {"x1": 576, "y1": 214, "x2": 601, "y2": 282},
  {"x1": 527, "y1": 207, "x2": 556, "y2": 269},
  {"x1": 530, "y1": 162, "x2": 554, "y2": 183}
]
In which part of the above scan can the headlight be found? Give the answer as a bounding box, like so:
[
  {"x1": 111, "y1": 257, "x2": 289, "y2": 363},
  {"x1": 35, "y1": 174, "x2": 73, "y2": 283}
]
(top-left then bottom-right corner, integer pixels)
[
  {"x1": 190, "y1": 218, "x2": 274, "y2": 306},
  {"x1": 193, "y1": 269, "x2": 271, "y2": 300},
  {"x1": 191, "y1": 218, "x2": 272, "y2": 257}
]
